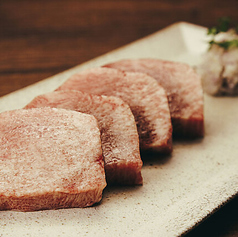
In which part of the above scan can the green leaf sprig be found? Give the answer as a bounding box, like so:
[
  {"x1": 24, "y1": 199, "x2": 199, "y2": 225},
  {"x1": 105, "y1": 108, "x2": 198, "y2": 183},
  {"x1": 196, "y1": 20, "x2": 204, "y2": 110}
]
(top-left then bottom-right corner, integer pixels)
[
  {"x1": 208, "y1": 17, "x2": 238, "y2": 50},
  {"x1": 209, "y1": 39, "x2": 238, "y2": 50}
]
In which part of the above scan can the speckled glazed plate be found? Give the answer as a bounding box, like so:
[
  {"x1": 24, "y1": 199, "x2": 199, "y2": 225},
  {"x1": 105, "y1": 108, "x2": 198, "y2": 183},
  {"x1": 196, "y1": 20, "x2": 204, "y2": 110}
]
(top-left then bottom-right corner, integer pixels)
[{"x1": 0, "y1": 22, "x2": 238, "y2": 237}]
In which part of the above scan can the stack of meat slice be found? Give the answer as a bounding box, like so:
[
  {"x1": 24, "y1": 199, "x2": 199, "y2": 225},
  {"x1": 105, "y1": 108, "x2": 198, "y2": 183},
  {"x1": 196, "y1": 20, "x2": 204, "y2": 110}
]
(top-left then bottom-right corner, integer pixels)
[
  {"x1": 0, "y1": 58, "x2": 204, "y2": 212},
  {"x1": 0, "y1": 107, "x2": 106, "y2": 211},
  {"x1": 104, "y1": 59, "x2": 204, "y2": 138},
  {"x1": 25, "y1": 90, "x2": 143, "y2": 185},
  {"x1": 56, "y1": 67, "x2": 173, "y2": 153}
]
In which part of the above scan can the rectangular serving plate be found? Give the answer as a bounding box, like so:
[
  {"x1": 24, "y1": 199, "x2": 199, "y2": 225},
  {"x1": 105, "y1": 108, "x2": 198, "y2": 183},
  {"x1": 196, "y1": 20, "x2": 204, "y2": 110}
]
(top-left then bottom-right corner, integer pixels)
[{"x1": 0, "y1": 22, "x2": 238, "y2": 237}]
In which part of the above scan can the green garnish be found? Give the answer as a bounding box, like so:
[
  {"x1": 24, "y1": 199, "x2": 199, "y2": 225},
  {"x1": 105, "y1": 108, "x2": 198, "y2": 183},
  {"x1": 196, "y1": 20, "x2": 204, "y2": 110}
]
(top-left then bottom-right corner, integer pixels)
[
  {"x1": 208, "y1": 17, "x2": 232, "y2": 36},
  {"x1": 208, "y1": 17, "x2": 238, "y2": 50},
  {"x1": 209, "y1": 39, "x2": 238, "y2": 50}
]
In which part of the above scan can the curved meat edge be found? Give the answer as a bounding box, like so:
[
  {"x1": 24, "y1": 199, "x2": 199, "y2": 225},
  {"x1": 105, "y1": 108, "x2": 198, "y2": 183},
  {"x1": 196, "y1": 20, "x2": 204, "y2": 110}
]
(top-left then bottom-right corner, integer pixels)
[
  {"x1": 25, "y1": 90, "x2": 143, "y2": 185},
  {"x1": 0, "y1": 107, "x2": 106, "y2": 211},
  {"x1": 56, "y1": 67, "x2": 173, "y2": 153},
  {"x1": 104, "y1": 59, "x2": 204, "y2": 138}
]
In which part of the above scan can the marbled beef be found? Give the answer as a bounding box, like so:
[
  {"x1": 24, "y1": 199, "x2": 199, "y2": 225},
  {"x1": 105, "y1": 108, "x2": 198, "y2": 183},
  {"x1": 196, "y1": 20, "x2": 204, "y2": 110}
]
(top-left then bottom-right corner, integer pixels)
[
  {"x1": 25, "y1": 90, "x2": 143, "y2": 185},
  {"x1": 104, "y1": 59, "x2": 204, "y2": 138},
  {"x1": 0, "y1": 107, "x2": 106, "y2": 211},
  {"x1": 56, "y1": 67, "x2": 172, "y2": 153}
]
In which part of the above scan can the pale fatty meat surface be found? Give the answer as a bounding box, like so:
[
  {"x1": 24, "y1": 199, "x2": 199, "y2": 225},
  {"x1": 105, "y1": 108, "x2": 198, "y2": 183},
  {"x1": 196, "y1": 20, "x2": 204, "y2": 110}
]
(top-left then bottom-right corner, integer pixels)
[
  {"x1": 0, "y1": 107, "x2": 106, "y2": 211},
  {"x1": 104, "y1": 59, "x2": 204, "y2": 138},
  {"x1": 56, "y1": 67, "x2": 172, "y2": 153},
  {"x1": 25, "y1": 90, "x2": 143, "y2": 185}
]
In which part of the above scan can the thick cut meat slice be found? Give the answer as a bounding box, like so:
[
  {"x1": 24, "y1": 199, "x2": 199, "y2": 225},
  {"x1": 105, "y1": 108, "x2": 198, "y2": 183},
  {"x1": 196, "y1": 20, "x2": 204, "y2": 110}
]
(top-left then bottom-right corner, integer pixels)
[
  {"x1": 0, "y1": 107, "x2": 106, "y2": 211},
  {"x1": 104, "y1": 59, "x2": 204, "y2": 138},
  {"x1": 25, "y1": 90, "x2": 143, "y2": 185},
  {"x1": 56, "y1": 67, "x2": 172, "y2": 153}
]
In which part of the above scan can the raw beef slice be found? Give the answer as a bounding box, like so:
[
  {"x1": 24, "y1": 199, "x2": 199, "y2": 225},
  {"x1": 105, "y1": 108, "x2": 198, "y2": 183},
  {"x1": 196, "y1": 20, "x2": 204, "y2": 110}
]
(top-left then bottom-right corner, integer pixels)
[
  {"x1": 56, "y1": 67, "x2": 172, "y2": 153},
  {"x1": 25, "y1": 90, "x2": 143, "y2": 185},
  {"x1": 0, "y1": 107, "x2": 106, "y2": 211},
  {"x1": 104, "y1": 59, "x2": 204, "y2": 138}
]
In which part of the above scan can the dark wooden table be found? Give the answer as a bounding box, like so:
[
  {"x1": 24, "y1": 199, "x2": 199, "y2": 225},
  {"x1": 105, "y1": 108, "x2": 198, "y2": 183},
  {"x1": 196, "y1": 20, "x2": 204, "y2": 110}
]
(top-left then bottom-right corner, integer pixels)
[{"x1": 0, "y1": 1, "x2": 238, "y2": 236}]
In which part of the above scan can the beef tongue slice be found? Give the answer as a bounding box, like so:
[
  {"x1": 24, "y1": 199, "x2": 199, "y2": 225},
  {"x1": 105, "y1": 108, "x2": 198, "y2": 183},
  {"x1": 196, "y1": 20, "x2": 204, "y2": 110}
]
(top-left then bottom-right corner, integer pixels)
[
  {"x1": 104, "y1": 59, "x2": 204, "y2": 138},
  {"x1": 56, "y1": 67, "x2": 172, "y2": 153},
  {"x1": 0, "y1": 107, "x2": 106, "y2": 211},
  {"x1": 25, "y1": 90, "x2": 143, "y2": 185}
]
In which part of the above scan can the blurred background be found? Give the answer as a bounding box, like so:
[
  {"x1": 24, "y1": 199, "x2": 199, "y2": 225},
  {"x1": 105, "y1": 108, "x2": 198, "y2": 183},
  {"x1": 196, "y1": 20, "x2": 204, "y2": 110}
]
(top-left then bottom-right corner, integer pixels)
[
  {"x1": 0, "y1": 0, "x2": 238, "y2": 236},
  {"x1": 1, "y1": 0, "x2": 238, "y2": 97}
]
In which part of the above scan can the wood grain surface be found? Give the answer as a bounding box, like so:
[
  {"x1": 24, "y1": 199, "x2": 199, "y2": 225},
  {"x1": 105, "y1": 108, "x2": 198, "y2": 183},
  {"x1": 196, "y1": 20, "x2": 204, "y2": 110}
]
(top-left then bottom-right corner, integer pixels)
[{"x1": 0, "y1": 1, "x2": 238, "y2": 236}]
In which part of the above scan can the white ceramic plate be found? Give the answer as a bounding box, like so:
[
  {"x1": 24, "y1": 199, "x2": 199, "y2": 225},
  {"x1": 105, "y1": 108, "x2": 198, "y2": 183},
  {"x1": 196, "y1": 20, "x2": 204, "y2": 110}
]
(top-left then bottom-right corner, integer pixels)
[{"x1": 0, "y1": 22, "x2": 238, "y2": 237}]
